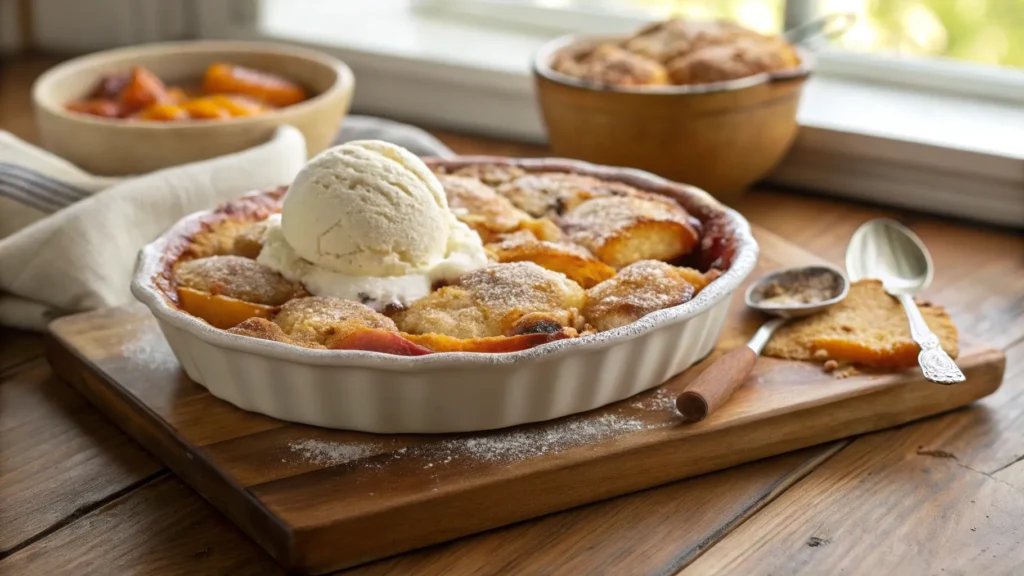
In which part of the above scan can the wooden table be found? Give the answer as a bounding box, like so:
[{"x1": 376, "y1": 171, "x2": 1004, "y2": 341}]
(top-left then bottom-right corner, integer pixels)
[{"x1": 2, "y1": 55, "x2": 1023, "y2": 575}]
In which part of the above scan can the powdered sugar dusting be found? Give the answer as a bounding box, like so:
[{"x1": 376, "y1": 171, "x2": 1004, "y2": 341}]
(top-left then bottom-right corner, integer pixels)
[
  {"x1": 285, "y1": 411, "x2": 661, "y2": 471},
  {"x1": 288, "y1": 438, "x2": 380, "y2": 467},
  {"x1": 441, "y1": 413, "x2": 646, "y2": 462},
  {"x1": 121, "y1": 326, "x2": 179, "y2": 372},
  {"x1": 561, "y1": 195, "x2": 694, "y2": 249},
  {"x1": 630, "y1": 386, "x2": 678, "y2": 412}
]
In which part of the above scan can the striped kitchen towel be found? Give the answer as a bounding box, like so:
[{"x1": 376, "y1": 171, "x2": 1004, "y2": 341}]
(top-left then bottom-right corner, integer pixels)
[{"x1": 0, "y1": 127, "x2": 308, "y2": 330}]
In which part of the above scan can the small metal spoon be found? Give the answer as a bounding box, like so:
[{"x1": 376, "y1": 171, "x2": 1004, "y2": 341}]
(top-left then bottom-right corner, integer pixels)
[
  {"x1": 676, "y1": 265, "x2": 849, "y2": 422},
  {"x1": 846, "y1": 219, "x2": 965, "y2": 384}
]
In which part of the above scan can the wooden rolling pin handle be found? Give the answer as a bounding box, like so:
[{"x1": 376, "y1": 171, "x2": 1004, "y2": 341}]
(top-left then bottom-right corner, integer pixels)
[{"x1": 676, "y1": 346, "x2": 758, "y2": 423}]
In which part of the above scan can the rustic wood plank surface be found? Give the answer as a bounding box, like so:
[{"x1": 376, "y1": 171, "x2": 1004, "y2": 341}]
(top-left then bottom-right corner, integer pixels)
[
  {"x1": 1, "y1": 55, "x2": 1022, "y2": 575},
  {"x1": 1, "y1": 475, "x2": 287, "y2": 576},
  {"x1": 0, "y1": 359, "x2": 161, "y2": 556},
  {"x1": 0, "y1": 329, "x2": 45, "y2": 375}
]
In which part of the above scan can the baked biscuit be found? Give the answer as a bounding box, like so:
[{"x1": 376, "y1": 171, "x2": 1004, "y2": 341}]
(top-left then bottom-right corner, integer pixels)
[
  {"x1": 439, "y1": 174, "x2": 534, "y2": 242},
  {"x1": 583, "y1": 260, "x2": 710, "y2": 331},
  {"x1": 437, "y1": 164, "x2": 526, "y2": 187},
  {"x1": 497, "y1": 172, "x2": 640, "y2": 219},
  {"x1": 227, "y1": 317, "x2": 322, "y2": 348},
  {"x1": 667, "y1": 36, "x2": 800, "y2": 84},
  {"x1": 551, "y1": 44, "x2": 669, "y2": 87},
  {"x1": 623, "y1": 18, "x2": 754, "y2": 62},
  {"x1": 559, "y1": 195, "x2": 700, "y2": 269},
  {"x1": 273, "y1": 296, "x2": 399, "y2": 346},
  {"x1": 172, "y1": 256, "x2": 305, "y2": 328},
  {"x1": 393, "y1": 262, "x2": 585, "y2": 339}
]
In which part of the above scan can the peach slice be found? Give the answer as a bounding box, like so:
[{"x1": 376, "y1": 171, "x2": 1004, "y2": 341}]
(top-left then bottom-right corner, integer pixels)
[
  {"x1": 176, "y1": 287, "x2": 275, "y2": 329},
  {"x1": 135, "y1": 103, "x2": 189, "y2": 121},
  {"x1": 327, "y1": 329, "x2": 433, "y2": 356},
  {"x1": 202, "y1": 63, "x2": 306, "y2": 107},
  {"x1": 403, "y1": 330, "x2": 573, "y2": 353},
  {"x1": 119, "y1": 66, "x2": 170, "y2": 113},
  {"x1": 65, "y1": 99, "x2": 123, "y2": 118}
]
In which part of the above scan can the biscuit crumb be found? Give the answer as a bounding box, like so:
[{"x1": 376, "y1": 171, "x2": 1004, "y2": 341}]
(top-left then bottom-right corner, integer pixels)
[
  {"x1": 833, "y1": 365, "x2": 859, "y2": 379},
  {"x1": 823, "y1": 359, "x2": 839, "y2": 372}
]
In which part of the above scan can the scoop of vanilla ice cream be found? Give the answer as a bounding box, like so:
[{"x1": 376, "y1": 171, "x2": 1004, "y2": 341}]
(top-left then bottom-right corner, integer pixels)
[
  {"x1": 281, "y1": 140, "x2": 452, "y2": 276},
  {"x1": 260, "y1": 140, "x2": 489, "y2": 310}
]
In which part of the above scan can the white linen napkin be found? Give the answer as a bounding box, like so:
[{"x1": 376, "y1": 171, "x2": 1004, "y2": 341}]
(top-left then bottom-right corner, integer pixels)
[
  {"x1": 0, "y1": 126, "x2": 308, "y2": 331},
  {"x1": 0, "y1": 116, "x2": 456, "y2": 332}
]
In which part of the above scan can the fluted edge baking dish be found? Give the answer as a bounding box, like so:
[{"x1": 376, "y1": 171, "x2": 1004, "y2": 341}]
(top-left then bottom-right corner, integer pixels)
[{"x1": 132, "y1": 157, "x2": 758, "y2": 433}]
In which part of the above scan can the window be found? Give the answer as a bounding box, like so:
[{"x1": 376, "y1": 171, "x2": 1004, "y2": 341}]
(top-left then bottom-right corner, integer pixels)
[
  {"x1": 421, "y1": 0, "x2": 1024, "y2": 69},
  {"x1": 193, "y1": 0, "x2": 1023, "y2": 226}
]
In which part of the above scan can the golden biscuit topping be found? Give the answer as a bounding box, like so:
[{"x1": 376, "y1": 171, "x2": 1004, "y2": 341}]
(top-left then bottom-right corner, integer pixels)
[
  {"x1": 624, "y1": 19, "x2": 753, "y2": 62},
  {"x1": 667, "y1": 37, "x2": 800, "y2": 84},
  {"x1": 584, "y1": 260, "x2": 699, "y2": 331},
  {"x1": 497, "y1": 172, "x2": 637, "y2": 218},
  {"x1": 167, "y1": 164, "x2": 733, "y2": 354},
  {"x1": 439, "y1": 174, "x2": 532, "y2": 241},
  {"x1": 439, "y1": 164, "x2": 526, "y2": 187},
  {"x1": 551, "y1": 44, "x2": 668, "y2": 87},
  {"x1": 274, "y1": 296, "x2": 398, "y2": 345},
  {"x1": 174, "y1": 255, "x2": 303, "y2": 306},
  {"x1": 560, "y1": 195, "x2": 695, "y2": 250},
  {"x1": 550, "y1": 17, "x2": 799, "y2": 88},
  {"x1": 394, "y1": 262, "x2": 585, "y2": 339}
]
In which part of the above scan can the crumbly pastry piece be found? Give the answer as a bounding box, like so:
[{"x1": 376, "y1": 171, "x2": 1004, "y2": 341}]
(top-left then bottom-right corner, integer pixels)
[
  {"x1": 177, "y1": 189, "x2": 285, "y2": 260},
  {"x1": 439, "y1": 174, "x2": 535, "y2": 242},
  {"x1": 231, "y1": 220, "x2": 272, "y2": 259},
  {"x1": 230, "y1": 315, "x2": 434, "y2": 355},
  {"x1": 559, "y1": 195, "x2": 700, "y2": 269},
  {"x1": 623, "y1": 18, "x2": 755, "y2": 62},
  {"x1": 393, "y1": 262, "x2": 586, "y2": 339},
  {"x1": 583, "y1": 260, "x2": 711, "y2": 331},
  {"x1": 667, "y1": 36, "x2": 800, "y2": 84},
  {"x1": 273, "y1": 296, "x2": 398, "y2": 346},
  {"x1": 227, "y1": 317, "x2": 325, "y2": 349},
  {"x1": 486, "y1": 234, "x2": 615, "y2": 289},
  {"x1": 496, "y1": 172, "x2": 641, "y2": 219},
  {"x1": 174, "y1": 255, "x2": 304, "y2": 306},
  {"x1": 551, "y1": 44, "x2": 669, "y2": 87},
  {"x1": 764, "y1": 279, "x2": 959, "y2": 369}
]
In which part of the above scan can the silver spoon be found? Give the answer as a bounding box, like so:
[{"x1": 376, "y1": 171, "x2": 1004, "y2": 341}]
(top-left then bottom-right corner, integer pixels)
[
  {"x1": 676, "y1": 265, "x2": 849, "y2": 422},
  {"x1": 846, "y1": 219, "x2": 965, "y2": 384}
]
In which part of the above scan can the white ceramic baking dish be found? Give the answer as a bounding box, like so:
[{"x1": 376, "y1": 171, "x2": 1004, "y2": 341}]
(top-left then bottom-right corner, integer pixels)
[{"x1": 132, "y1": 157, "x2": 758, "y2": 433}]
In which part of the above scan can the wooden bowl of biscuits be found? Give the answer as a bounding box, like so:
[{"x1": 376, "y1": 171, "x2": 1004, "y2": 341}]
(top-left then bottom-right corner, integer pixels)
[{"x1": 533, "y1": 18, "x2": 811, "y2": 203}]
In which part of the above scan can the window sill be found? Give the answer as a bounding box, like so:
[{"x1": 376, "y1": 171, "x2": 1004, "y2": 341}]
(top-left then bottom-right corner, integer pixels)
[{"x1": 211, "y1": 0, "x2": 1024, "y2": 227}]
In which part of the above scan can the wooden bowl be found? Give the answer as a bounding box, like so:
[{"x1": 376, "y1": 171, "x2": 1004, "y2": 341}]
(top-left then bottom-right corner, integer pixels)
[
  {"x1": 32, "y1": 41, "x2": 354, "y2": 176},
  {"x1": 534, "y1": 35, "x2": 811, "y2": 202}
]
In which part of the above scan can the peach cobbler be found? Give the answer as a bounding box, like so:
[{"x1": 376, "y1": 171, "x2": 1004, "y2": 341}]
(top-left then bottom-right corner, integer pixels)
[
  {"x1": 550, "y1": 18, "x2": 801, "y2": 88},
  {"x1": 155, "y1": 142, "x2": 739, "y2": 356}
]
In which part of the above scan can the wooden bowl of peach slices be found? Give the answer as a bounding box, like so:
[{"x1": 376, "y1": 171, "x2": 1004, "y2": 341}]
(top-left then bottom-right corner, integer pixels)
[{"x1": 33, "y1": 40, "x2": 354, "y2": 175}]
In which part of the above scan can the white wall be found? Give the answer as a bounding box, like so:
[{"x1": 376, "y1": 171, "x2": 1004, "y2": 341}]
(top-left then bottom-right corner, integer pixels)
[
  {"x1": 2, "y1": 0, "x2": 195, "y2": 54},
  {"x1": 0, "y1": 0, "x2": 21, "y2": 54}
]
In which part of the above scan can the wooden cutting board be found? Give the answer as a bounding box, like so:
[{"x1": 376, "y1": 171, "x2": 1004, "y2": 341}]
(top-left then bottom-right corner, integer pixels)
[{"x1": 46, "y1": 226, "x2": 1005, "y2": 575}]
